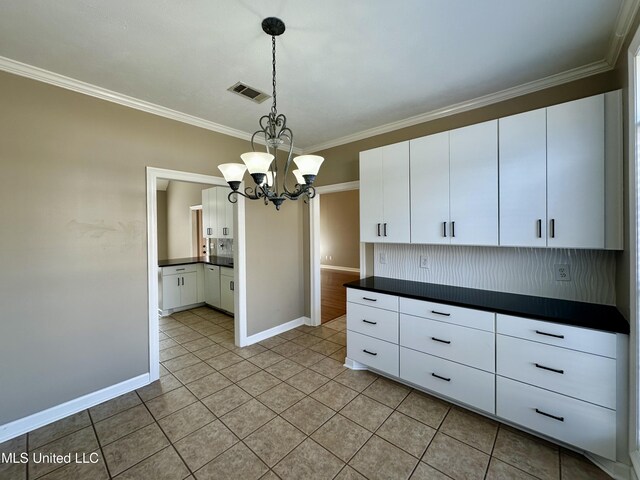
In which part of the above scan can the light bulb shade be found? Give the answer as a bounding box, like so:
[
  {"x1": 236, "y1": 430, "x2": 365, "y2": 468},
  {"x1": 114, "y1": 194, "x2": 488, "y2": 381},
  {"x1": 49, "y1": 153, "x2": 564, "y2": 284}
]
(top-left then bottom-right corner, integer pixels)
[
  {"x1": 241, "y1": 152, "x2": 274, "y2": 174},
  {"x1": 218, "y1": 163, "x2": 247, "y2": 182},
  {"x1": 292, "y1": 169, "x2": 305, "y2": 185},
  {"x1": 264, "y1": 171, "x2": 276, "y2": 186},
  {"x1": 293, "y1": 155, "x2": 324, "y2": 176}
]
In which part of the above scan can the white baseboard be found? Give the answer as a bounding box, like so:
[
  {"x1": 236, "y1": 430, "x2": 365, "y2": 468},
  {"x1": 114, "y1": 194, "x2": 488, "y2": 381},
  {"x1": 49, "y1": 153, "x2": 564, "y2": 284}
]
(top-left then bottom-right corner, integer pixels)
[
  {"x1": 630, "y1": 451, "x2": 640, "y2": 480},
  {"x1": 344, "y1": 357, "x2": 368, "y2": 370},
  {"x1": 243, "y1": 317, "x2": 309, "y2": 346},
  {"x1": 320, "y1": 265, "x2": 360, "y2": 273},
  {"x1": 583, "y1": 452, "x2": 632, "y2": 480},
  {"x1": 0, "y1": 373, "x2": 150, "y2": 444}
]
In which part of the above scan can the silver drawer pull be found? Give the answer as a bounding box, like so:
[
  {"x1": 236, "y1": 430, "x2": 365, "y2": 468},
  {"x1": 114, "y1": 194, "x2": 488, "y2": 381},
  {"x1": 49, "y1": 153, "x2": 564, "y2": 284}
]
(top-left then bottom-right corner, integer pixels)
[
  {"x1": 362, "y1": 297, "x2": 377, "y2": 302},
  {"x1": 535, "y1": 330, "x2": 564, "y2": 339},
  {"x1": 362, "y1": 319, "x2": 377, "y2": 325},
  {"x1": 176, "y1": 268, "x2": 185, "y2": 271},
  {"x1": 431, "y1": 310, "x2": 450, "y2": 317},
  {"x1": 363, "y1": 349, "x2": 377, "y2": 356},
  {"x1": 534, "y1": 363, "x2": 564, "y2": 374},
  {"x1": 431, "y1": 373, "x2": 451, "y2": 382},
  {"x1": 535, "y1": 408, "x2": 564, "y2": 422},
  {"x1": 431, "y1": 337, "x2": 451, "y2": 345}
]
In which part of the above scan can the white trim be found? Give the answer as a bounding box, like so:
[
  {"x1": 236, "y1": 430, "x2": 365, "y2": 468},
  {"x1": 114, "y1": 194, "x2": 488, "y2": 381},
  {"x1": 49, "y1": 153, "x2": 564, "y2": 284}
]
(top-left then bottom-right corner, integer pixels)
[
  {"x1": 302, "y1": 60, "x2": 612, "y2": 154},
  {"x1": 243, "y1": 316, "x2": 309, "y2": 346},
  {"x1": 631, "y1": 450, "x2": 640, "y2": 480},
  {"x1": 606, "y1": 0, "x2": 640, "y2": 66},
  {"x1": 310, "y1": 181, "x2": 360, "y2": 326},
  {"x1": 234, "y1": 193, "x2": 249, "y2": 347},
  {"x1": 0, "y1": 373, "x2": 149, "y2": 444},
  {"x1": 146, "y1": 167, "x2": 248, "y2": 371},
  {"x1": 585, "y1": 453, "x2": 633, "y2": 480},
  {"x1": 0, "y1": 56, "x2": 302, "y2": 154},
  {"x1": 344, "y1": 357, "x2": 368, "y2": 370},
  {"x1": 320, "y1": 265, "x2": 360, "y2": 273}
]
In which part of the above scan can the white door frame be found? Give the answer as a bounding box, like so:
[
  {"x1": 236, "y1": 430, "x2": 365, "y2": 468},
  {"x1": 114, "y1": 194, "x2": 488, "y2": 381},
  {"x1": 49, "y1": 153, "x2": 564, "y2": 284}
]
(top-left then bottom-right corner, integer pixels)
[
  {"x1": 628, "y1": 26, "x2": 640, "y2": 477},
  {"x1": 146, "y1": 167, "x2": 248, "y2": 381},
  {"x1": 309, "y1": 181, "x2": 360, "y2": 326}
]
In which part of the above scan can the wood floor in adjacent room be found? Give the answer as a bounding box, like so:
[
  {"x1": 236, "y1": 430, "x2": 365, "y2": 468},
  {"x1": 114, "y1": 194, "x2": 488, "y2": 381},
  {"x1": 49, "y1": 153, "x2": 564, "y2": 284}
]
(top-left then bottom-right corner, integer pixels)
[{"x1": 321, "y1": 269, "x2": 360, "y2": 324}]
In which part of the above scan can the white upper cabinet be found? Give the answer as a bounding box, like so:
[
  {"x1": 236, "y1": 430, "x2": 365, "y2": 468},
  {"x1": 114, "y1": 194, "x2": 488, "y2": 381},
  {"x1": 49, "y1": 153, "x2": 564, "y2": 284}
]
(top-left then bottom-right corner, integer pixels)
[
  {"x1": 216, "y1": 187, "x2": 234, "y2": 239},
  {"x1": 202, "y1": 188, "x2": 217, "y2": 239},
  {"x1": 410, "y1": 132, "x2": 450, "y2": 244},
  {"x1": 449, "y1": 120, "x2": 499, "y2": 246},
  {"x1": 547, "y1": 95, "x2": 604, "y2": 249},
  {"x1": 360, "y1": 141, "x2": 410, "y2": 243},
  {"x1": 499, "y1": 109, "x2": 547, "y2": 247}
]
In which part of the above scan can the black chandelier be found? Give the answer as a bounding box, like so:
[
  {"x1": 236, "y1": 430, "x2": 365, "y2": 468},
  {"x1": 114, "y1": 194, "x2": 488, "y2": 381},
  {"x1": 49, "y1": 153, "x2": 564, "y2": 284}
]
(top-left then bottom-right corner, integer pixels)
[{"x1": 218, "y1": 17, "x2": 324, "y2": 210}]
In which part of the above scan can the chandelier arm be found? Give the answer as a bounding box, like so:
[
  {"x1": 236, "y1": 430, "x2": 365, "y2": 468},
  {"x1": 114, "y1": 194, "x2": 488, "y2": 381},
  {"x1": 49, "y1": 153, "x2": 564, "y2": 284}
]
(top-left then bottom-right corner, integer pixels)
[{"x1": 279, "y1": 128, "x2": 295, "y2": 194}]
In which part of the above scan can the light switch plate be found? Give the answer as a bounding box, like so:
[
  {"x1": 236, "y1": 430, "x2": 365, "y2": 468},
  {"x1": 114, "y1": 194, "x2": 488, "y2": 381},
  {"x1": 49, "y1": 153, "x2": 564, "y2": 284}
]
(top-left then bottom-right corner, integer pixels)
[
  {"x1": 554, "y1": 264, "x2": 571, "y2": 282},
  {"x1": 420, "y1": 255, "x2": 429, "y2": 269},
  {"x1": 379, "y1": 252, "x2": 387, "y2": 264}
]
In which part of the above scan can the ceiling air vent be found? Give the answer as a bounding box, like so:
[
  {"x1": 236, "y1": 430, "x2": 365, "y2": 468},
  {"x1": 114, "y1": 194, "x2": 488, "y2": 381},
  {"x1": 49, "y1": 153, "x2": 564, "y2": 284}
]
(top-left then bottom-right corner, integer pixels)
[{"x1": 227, "y1": 82, "x2": 270, "y2": 104}]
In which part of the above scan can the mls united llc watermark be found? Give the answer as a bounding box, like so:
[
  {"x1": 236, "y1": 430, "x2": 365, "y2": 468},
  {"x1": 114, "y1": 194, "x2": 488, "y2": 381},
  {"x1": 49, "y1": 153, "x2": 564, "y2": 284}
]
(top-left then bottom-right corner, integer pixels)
[{"x1": 1, "y1": 452, "x2": 100, "y2": 464}]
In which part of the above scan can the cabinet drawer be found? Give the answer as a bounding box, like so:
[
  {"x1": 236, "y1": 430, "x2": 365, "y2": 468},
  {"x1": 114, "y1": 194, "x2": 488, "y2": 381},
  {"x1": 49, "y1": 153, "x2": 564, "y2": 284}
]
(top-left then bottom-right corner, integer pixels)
[
  {"x1": 496, "y1": 335, "x2": 616, "y2": 408},
  {"x1": 400, "y1": 314, "x2": 494, "y2": 372},
  {"x1": 400, "y1": 298, "x2": 494, "y2": 332},
  {"x1": 496, "y1": 376, "x2": 616, "y2": 460},
  {"x1": 220, "y1": 267, "x2": 234, "y2": 278},
  {"x1": 347, "y1": 289, "x2": 398, "y2": 312},
  {"x1": 496, "y1": 314, "x2": 616, "y2": 358},
  {"x1": 400, "y1": 347, "x2": 495, "y2": 414},
  {"x1": 347, "y1": 303, "x2": 399, "y2": 343},
  {"x1": 347, "y1": 331, "x2": 399, "y2": 377},
  {"x1": 162, "y1": 264, "x2": 198, "y2": 276}
]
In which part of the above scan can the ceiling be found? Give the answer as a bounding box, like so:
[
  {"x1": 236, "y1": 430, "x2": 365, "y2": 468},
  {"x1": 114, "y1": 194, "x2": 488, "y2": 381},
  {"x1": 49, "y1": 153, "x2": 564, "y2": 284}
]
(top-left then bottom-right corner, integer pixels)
[{"x1": 0, "y1": 0, "x2": 636, "y2": 151}]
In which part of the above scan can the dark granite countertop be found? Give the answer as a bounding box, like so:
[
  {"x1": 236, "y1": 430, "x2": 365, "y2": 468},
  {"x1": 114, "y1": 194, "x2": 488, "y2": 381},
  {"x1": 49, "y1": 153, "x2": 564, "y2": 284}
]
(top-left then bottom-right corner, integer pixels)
[
  {"x1": 159, "y1": 256, "x2": 234, "y2": 268},
  {"x1": 344, "y1": 276, "x2": 629, "y2": 334}
]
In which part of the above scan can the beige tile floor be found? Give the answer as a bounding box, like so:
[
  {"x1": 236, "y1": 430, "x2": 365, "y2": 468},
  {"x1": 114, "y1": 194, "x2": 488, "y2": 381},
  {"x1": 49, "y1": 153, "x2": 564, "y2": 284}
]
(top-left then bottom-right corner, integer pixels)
[{"x1": 0, "y1": 306, "x2": 613, "y2": 480}]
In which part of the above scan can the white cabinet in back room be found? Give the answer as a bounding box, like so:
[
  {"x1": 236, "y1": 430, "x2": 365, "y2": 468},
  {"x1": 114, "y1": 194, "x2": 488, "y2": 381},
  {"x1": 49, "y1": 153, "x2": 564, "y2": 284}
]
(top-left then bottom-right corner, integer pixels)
[
  {"x1": 204, "y1": 264, "x2": 221, "y2": 308},
  {"x1": 202, "y1": 188, "x2": 217, "y2": 239},
  {"x1": 359, "y1": 141, "x2": 410, "y2": 243},
  {"x1": 216, "y1": 187, "x2": 234, "y2": 239},
  {"x1": 220, "y1": 267, "x2": 235, "y2": 314},
  {"x1": 160, "y1": 265, "x2": 198, "y2": 311},
  {"x1": 410, "y1": 120, "x2": 498, "y2": 246}
]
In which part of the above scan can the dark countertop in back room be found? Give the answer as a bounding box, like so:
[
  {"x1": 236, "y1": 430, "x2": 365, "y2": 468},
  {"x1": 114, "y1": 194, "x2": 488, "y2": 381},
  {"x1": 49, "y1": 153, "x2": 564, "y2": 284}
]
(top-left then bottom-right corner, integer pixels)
[
  {"x1": 344, "y1": 276, "x2": 629, "y2": 335},
  {"x1": 158, "y1": 256, "x2": 234, "y2": 268}
]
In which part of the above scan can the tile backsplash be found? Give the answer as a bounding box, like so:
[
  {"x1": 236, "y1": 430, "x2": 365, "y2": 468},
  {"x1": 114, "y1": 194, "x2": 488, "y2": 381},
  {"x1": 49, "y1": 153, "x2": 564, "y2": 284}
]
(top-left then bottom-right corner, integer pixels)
[
  {"x1": 210, "y1": 238, "x2": 233, "y2": 257},
  {"x1": 373, "y1": 243, "x2": 616, "y2": 304}
]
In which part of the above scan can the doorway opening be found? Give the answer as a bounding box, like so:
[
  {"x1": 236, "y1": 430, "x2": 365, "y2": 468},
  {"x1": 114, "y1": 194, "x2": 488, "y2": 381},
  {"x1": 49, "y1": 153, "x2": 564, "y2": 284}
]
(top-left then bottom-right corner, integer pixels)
[
  {"x1": 146, "y1": 167, "x2": 248, "y2": 382},
  {"x1": 310, "y1": 181, "x2": 361, "y2": 325}
]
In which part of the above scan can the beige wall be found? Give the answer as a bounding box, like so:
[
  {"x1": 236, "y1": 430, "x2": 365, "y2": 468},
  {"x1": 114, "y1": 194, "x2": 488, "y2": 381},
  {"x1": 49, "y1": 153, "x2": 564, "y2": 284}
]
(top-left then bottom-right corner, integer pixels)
[
  {"x1": 245, "y1": 200, "x2": 306, "y2": 335},
  {"x1": 0, "y1": 70, "x2": 305, "y2": 425},
  {"x1": 320, "y1": 190, "x2": 360, "y2": 269},
  {"x1": 156, "y1": 190, "x2": 168, "y2": 260},
  {"x1": 166, "y1": 181, "x2": 208, "y2": 259}
]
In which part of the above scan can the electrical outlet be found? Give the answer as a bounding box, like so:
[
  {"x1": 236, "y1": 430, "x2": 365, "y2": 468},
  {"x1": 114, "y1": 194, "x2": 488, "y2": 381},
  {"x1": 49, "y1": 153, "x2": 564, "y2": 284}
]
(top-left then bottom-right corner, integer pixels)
[
  {"x1": 554, "y1": 264, "x2": 571, "y2": 282},
  {"x1": 420, "y1": 255, "x2": 430, "y2": 269},
  {"x1": 379, "y1": 252, "x2": 387, "y2": 264}
]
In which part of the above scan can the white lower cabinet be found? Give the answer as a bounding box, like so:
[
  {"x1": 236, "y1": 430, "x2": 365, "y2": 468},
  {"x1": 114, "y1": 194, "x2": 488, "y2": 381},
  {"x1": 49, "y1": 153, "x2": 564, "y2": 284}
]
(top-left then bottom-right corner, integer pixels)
[
  {"x1": 160, "y1": 265, "x2": 198, "y2": 311},
  {"x1": 345, "y1": 288, "x2": 624, "y2": 461},
  {"x1": 220, "y1": 267, "x2": 235, "y2": 314},
  {"x1": 204, "y1": 265, "x2": 221, "y2": 308},
  {"x1": 497, "y1": 376, "x2": 616, "y2": 460},
  {"x1": 400, "y1": 347, "x2": 495, "y2": 413}
]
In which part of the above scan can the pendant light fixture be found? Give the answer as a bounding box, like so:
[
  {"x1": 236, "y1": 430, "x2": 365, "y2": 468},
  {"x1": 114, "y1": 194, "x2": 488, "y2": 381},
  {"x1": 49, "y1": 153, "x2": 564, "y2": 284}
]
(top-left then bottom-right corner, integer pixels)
[{"x1": 218, "y1": 17, "x2": 324, "y2": 210}]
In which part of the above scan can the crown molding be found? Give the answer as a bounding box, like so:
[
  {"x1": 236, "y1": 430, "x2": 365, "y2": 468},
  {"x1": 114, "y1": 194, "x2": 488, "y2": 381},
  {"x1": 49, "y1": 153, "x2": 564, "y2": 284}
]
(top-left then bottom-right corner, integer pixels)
[
  {"x1": 606, "y1": 0, "x2": 640, "y2": 66},
  {"x1": 302, "y1": 59, "x2": 613, "y2": 154},
  {"x1": 0, "y1": 55, "x2": 303, "y2": 154}
]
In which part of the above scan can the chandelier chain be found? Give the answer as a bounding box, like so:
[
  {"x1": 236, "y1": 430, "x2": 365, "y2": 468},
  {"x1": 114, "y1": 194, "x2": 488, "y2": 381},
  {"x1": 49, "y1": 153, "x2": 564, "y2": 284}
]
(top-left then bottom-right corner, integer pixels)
[{"x1": 271, "y1": 35, "x2": 277, "y2": 116}]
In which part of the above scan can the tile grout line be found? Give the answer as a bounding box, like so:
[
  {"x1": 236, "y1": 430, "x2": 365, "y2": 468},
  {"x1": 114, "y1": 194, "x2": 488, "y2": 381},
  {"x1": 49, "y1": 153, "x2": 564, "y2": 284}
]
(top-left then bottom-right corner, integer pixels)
[{"x1": 87, "y1": 408, "x2": 113, "y2": 479}]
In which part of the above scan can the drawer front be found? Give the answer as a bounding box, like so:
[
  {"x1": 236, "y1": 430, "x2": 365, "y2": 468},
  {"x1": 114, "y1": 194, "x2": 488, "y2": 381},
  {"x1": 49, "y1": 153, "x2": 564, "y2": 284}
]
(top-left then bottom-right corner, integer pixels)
[
  {"x1": 347, "y1": 289, "x2": 399, "y2": 312},
  {"x1": 496, "y1": 314, "x2": 617, "y2": 358},
  {"x1": 400, "y1": 298, "x2": 494, "y2": 332},
  {"x1": 400, "y1": 314, "x2": 495, "y2": 372},
  {"x1": 496, "y1": 335, "x2": 616, "y2": 409},
  {"x1": 347, "y1": 331, "x2": 399, "y2": 377},
  {"x1": 400, "y1": 347, "x2": 495, "y2": 414},
  {"x1": 496, "y1": 376, "x2": 616, "y2": 460},
  {"x1": 162, "y1": 264, "x2": 198, "y2": 276},
  {"x1": 220, "y1": 267, "x2": 234, "y2": 277},
  {"x1": 347, "y1": 303, "x2": 399, "y2": 343}
]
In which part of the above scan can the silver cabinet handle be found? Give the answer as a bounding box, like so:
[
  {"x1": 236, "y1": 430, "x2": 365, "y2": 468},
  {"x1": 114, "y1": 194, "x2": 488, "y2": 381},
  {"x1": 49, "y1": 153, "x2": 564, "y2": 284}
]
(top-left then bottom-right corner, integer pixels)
[
  {"x1": 431, "y1": 310, "x2": 450, "y2": 317},
  {"x1": 442, "y1": 222, "x2": 447, "y2": 237},
  {"x1": 176, "y1": 268, "x2": 185, "y2": 271},
  {"x1": 230, "y1": 281, "x2": 234, "y2": 291},
  {"x1": 383, "y1": 223, "x2": 388, "y2": 237},
  {"x1": 537, "y1": 219, "x2": 542, "y2": 238},
  {"x1": 431, "y1": 373, "x2": 451, "y2": 382},
  {"x1": 535, "y1": 408, "x2": 564, "y2": 422},
  {"x1": 431, "y1": 337, "x2": 451, "y2": 345},
  {"x1": 177, "y1": 277, "x2": 180, "y2": 286},
  {"x1": 535, "y1": 330, "x2": 564, "y2": 339},
  {"x1": 550, "y1": 219, "x2": 555, "y2": 238},
  {"x1": 181, "y1": 277, "x2": 184, "y2": 286},
  {"x1": 363, "y1": 349, "x2": 377, "y2": 356},
  {"x1": 362, "y1": 297, "x2": 377, "y2": 302},
  {"x1": 535, "y1": 363, "x2": 564, "y2": 374},
  {"x1": 362, "y1": 319, "x2": 377, "y2": 325},
  {"x1": 377, "y1": 223, "x2": 381, "y2": 237},
  {"x1": 451, "y1": 221, "x2": 455, "y2": 238}
]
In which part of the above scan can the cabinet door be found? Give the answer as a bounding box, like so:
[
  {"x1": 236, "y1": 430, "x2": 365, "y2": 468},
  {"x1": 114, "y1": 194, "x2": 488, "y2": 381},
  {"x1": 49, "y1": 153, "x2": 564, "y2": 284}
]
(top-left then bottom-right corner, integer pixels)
[
  {"x1": 220, "y1": 275, "x2": 235, "y2": 314},
  {"x1": 410, "y1": 132, "x2": 450, "y2": 244},
  {"x1": 381, "y1": 142, "x2": 410, "y2": 243},
  {"x1": 202, "y1": 188, "x2": 218, "y2": 238},
  {"x1": 204, "y1": 265, "x2": 221, "y2": 307},
  {"x1": 547, "y1": 95, "x2": 604, "y2": 248},
  {"x1": 162, "y1": 275, "x2": 181, "y2": 310},
  {"x1": 499, "y1": 109, "x2": 547, "y2": 247},
  {"x1": 359, "y1": 148, "x2": 384, "y2": 242},
  {"x1": 449, "y1": 120, "x2": 498, "y2": 246},
  {"x1": 180, "y1": 272, "x2": 198, "y2": 306},
  {"x1": 216, "y1": 187, "x2": 234, "y2": 239}
]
